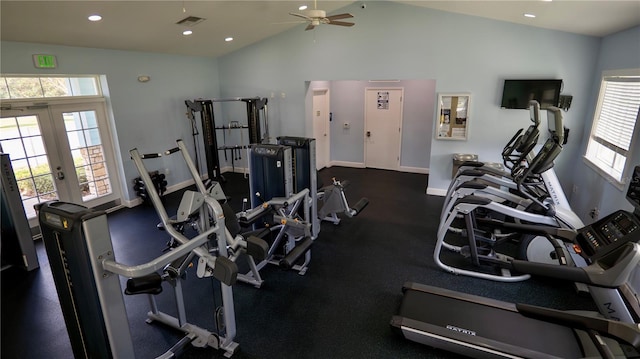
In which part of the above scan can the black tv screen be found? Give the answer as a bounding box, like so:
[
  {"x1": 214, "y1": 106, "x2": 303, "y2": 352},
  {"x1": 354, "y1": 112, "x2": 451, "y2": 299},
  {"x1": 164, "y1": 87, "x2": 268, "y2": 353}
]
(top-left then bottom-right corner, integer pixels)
[{"x1": 501, "y1": 79, "x2": 562, "y2": 109}]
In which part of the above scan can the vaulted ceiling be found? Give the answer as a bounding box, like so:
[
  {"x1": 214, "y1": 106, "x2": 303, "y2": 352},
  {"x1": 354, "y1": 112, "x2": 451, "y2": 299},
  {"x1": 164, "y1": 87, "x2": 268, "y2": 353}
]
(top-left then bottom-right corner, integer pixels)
[{"x1": 2, "y1": 1, "x2": 639, "y2": 58}]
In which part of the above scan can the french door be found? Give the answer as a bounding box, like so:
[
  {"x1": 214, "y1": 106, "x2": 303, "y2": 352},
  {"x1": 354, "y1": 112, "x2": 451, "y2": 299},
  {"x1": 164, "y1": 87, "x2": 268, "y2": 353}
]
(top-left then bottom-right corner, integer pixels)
[{"x1": 0, "y1": 100, "x2": 121, "y2": 226}]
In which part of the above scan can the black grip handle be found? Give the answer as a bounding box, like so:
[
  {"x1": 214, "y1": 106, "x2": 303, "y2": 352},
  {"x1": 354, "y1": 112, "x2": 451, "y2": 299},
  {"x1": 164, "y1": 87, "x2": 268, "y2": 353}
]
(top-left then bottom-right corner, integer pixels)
[{"x1": 165, "y1": 147, "x2": 180, "y2": 155}]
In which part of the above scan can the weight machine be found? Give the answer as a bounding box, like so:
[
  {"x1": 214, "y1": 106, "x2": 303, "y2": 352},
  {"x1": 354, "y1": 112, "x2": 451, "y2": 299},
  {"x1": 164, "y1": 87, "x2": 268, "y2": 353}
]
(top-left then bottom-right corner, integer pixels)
[
  {"x1": 1, "y1": 153, "x2": 39, "y2": 271},
  {"x1": 38, "y1": 139, "x2": 266, "y2": 358},
  {"x1": 185, "y1": 97, "x2": 268, "y2": 182}
]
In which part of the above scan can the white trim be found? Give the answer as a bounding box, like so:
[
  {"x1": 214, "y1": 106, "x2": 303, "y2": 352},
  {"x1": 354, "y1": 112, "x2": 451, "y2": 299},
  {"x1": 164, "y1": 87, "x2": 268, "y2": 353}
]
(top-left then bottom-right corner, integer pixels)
[
  {"x1": 329, "y1": 160, "x2": 366, "y2": 168},
  {"x1": 312, "y1": 88, "x2": 331, "y2": 171},
  {"x1": 221, "y1": 166, "x2": 248, "y2": 175},
  {"x1": 427, "y1": 187, "x2": 447, "y2": 196},
  {"x1": 1, "y1": 96, "x2": 105, "y2": 108},
  {"x1": 123, "y1": 197, "x2": 143, "y2": 208},
  {"x1": 399, "y1": 166, "x2": 429, "y2": 174}
]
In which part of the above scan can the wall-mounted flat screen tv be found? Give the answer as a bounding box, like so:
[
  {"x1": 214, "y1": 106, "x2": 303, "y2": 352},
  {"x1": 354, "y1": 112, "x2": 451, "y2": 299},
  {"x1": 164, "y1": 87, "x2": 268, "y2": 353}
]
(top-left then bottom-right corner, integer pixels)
[{"x1": 501, "y1": 79, "x2": 562, "y2": 109}]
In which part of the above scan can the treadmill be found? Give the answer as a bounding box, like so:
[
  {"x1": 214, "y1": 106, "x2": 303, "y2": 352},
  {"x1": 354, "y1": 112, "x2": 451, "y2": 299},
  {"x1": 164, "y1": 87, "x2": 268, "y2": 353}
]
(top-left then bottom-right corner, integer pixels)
[
  {"x1": 392, "y1": 166, "x2": 640, "y2": 358},
  {"x1": 391, "y1": 281, "x2": 639, "y2": 358}
]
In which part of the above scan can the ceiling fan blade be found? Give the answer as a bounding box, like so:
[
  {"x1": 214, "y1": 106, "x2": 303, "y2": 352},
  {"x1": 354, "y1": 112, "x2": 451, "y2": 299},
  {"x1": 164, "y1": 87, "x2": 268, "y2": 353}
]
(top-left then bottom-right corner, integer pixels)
[
  {"x1": 305, "y1": 23, "x2": 316, "y2": 31},
  {"x1": 326, "y1": 13, "x2": 353, "y2": 21},
  {"x1": 289, "y1": 12, "x2": 312, "y2": 21},
  {"x1": 327, "y1": 20, "x2": 355, "y2": 27},
  {"x1": 272, "y1": 20, "x2": 306, "y2": 25}
]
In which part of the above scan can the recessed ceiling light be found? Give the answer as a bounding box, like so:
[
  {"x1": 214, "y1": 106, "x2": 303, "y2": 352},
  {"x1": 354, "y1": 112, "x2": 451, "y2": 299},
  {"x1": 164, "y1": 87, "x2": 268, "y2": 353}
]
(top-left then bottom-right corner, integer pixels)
[
  {"x1": 524, "y1": 13, "x2": 536, "y2": 18},
  {"x1": 299, "y1": 5, "x2": 308, "y2": 10},
  {"x1": 225, "y1": 37, "x2": 233, "y2": 42},
  {"x1": 88, "y1": 14, "x2": 102, "y2": 22},
  {"x1": 183, "y1": 30, "x2": 193, "y2": 36}
]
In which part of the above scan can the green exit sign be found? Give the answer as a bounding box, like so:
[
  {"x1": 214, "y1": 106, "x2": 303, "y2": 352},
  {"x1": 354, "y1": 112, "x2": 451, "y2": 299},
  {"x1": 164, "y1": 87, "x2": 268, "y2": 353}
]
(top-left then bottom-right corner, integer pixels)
[{"x1": 33, "y1": 54, "x2": 57, "y2": 69}]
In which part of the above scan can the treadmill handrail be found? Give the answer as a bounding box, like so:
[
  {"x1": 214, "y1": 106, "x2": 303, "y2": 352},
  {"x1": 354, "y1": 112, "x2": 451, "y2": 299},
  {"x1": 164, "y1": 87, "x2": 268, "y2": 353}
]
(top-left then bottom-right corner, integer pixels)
[
  {"x1": 510, "y1": 242, "x2": 640, "y2": 288},
  {"x1": 516, "y1": 303, "x2": 640, "y2": 350}
]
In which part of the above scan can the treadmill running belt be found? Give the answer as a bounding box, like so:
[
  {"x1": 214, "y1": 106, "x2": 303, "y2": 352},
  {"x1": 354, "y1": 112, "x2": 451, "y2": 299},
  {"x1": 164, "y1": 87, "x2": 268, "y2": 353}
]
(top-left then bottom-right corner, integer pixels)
[{"x1": 396, "y1": 285, "x2": 584, "y2": 358}]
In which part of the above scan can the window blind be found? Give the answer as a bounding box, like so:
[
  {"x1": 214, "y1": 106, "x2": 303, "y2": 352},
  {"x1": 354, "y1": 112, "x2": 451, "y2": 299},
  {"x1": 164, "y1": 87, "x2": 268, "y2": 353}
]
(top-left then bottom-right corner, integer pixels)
[{"x1": 592, "y1": 78, "x2": 640, "y2": 156}]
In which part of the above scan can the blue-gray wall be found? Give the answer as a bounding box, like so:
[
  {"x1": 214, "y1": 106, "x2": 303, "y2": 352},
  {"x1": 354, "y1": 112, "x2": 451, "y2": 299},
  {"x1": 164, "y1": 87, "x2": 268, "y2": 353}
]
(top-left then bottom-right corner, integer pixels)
[
  {"x1": 570, "y1": 26, "x2": 640, "y2": 222},
  {"x1": 308, "y1": 79, "x2": 435, "y2": 169},
  {"x1": 2, "y1": 2, "x2": 638, "y2": 221},
  {"x1": 217, "y1": 2, "x2": 602, "y2": 199},
  {"x1": 1, "y1": 41, "x2": 219, "y2": 202}
]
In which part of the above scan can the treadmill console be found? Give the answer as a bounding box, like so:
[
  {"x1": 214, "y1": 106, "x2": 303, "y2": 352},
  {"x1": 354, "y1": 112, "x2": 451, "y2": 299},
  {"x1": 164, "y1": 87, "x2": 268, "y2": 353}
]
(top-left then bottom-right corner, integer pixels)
[{"x1": 576, "y1": 165, "x2": 640, "y2": 261}]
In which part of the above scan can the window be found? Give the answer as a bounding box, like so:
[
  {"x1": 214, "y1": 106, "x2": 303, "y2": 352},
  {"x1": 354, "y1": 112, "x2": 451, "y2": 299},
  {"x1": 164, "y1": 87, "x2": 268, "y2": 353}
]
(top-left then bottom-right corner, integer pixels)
[
  {"x1": 585, "y1": 71, "x2": 640, "y2": 187},
  {"x1": 0, "y1": 76, "x2": 100, "y2": 99},
  {"x1": 1, "y1": 75, "x2": 121, "y2": 224}
]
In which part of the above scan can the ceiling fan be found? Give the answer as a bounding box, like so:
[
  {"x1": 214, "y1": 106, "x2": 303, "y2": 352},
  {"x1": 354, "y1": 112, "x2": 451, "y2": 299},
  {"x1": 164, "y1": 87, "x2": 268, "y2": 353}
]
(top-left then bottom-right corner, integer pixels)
[{"x1": 288, "y1": 0, "x2": 355, "y2": 31}]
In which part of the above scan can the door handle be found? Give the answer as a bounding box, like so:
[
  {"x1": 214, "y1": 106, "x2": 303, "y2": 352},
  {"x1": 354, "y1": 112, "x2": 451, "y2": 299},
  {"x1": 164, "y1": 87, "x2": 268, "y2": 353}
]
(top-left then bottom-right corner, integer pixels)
[
  {"x1": 366, "y1": 131, "x2": 371, "y2": 138},
  {"x1": 56, "y1": 166, "x2": 65, "y2": 180}
]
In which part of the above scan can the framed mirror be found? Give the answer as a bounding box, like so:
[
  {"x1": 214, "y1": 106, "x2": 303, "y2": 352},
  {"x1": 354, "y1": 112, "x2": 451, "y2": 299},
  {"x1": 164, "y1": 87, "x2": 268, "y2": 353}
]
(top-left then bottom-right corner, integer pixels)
[{"x1": 436, "y1": 93, "x2": 470, "y2": 140}]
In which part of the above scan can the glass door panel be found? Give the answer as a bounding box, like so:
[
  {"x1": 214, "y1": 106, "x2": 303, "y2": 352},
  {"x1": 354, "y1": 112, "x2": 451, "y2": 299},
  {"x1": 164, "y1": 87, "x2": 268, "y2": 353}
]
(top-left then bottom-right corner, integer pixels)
[
  {"x1": 0, "y1": 111, "x2": 62, "y2": 219},
  {"x1": 48, "y1": 102, "x2": 121, "y2": 208},
  {"x1": 62, "y1": 110, "x2": 113, "y2": 202}
]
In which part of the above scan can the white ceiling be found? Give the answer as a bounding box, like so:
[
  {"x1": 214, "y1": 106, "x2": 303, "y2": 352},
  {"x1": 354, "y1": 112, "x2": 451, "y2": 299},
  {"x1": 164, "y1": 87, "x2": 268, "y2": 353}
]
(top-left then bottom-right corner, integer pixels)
[{"x1": 2, "y1": 1, "x2": 639, "y2": 58}]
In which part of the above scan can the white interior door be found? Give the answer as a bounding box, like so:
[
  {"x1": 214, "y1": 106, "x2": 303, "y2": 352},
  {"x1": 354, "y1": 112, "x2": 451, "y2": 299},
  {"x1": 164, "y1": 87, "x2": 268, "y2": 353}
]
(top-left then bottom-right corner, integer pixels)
[
  {"x1": 313, "y1": 89, "x2": 330, "y2": 170},
  {"x1": 364, "y1": 88, "x2": 403, "y2": 170},
  {"x1": 0, "y1": 100, "x2": 121, "y2": 226}
]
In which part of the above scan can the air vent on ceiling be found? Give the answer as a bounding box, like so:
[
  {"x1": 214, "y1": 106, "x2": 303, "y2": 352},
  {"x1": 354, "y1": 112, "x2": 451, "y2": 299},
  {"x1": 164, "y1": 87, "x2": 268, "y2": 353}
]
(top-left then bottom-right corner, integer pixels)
[{"x1": 176, "y1": 16, "x2": 205, "y2": 27}]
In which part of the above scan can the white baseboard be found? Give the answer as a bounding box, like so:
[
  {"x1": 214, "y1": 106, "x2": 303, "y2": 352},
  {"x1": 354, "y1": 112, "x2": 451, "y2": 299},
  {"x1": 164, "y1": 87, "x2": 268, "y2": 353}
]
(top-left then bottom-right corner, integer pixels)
[
  {"x1": 328, "y1": 161, "x2": 366, "y2": 168},
  {"x1": 399, "y1": 166, "x2": 429, "y2": 174},
  {"x1": 328, "y1": 162, "x2": 429, "y2": 175},
  {"x1": 426, "y1": 187, "x2": 447, "y2": 196},
  {"x1": 221, "y1": 166, "x2": 248, "y2": 175},
  {"x1": 123, "y1": 197, "x2": 142, "y2": 208}
]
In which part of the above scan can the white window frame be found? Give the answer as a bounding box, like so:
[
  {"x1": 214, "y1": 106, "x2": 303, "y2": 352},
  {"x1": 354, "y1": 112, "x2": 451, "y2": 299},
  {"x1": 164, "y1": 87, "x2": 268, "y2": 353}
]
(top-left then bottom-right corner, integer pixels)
[
  {"x1": 584, "y1": 68, "x2": 640, "y2": 190},
  {"x1": 0, "y1": 74, "x2": 103, "y2": 100}
]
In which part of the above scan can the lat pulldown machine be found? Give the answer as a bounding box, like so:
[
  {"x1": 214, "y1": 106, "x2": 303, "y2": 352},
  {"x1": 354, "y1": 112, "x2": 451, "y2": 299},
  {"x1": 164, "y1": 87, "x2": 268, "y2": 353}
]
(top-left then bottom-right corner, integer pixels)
[{"x1": 185, "y1": 97, "x2": 268, "y2": 182}]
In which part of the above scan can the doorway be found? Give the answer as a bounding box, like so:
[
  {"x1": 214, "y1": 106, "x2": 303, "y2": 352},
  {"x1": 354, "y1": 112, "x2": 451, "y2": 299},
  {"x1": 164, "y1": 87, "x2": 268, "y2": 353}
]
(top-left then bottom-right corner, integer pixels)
[
  {"x1": 312, "y1": 89, "x2": 330, "y2": 170},
  {"x1": 364, "y1": 88, "x2": 404, "y2": 170},
  {"x1": 0, "y1": 100, "x2": 121, "y2": 227}
]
